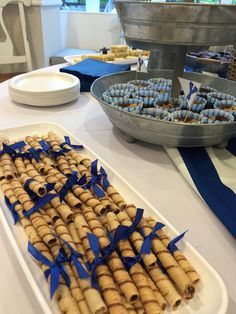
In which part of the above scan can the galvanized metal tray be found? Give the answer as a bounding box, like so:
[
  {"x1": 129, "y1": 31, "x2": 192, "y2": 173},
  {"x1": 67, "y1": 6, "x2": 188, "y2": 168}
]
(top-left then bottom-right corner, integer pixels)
[
  {"x1": 91, "y1": 70, "x2": 236, "y2": 147},
  {"x1": 114, "y1": 1, "x2": 236, "y2": 48}
]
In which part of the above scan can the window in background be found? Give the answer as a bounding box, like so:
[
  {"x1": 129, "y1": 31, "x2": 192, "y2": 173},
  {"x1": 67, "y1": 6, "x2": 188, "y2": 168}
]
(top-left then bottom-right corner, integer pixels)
[{"x1": 61, "y1": 0, "x2": 115, "y2": 12}]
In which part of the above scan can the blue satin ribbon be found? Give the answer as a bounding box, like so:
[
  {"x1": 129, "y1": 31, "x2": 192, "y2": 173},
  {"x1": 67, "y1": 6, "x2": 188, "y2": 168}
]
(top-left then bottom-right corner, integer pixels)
[
  {"x1": 167, "y1": 230, "x2": 188, "y2": 254},
  {"x1": 24, "y1": 178, "x2": 38, "y2": 199},
  {"x1": 45, "y1": 183, "x2": 55, "y2": 192},
  {"x1": 140, "y1": 222, "x2": 165, "y2": 254},
  {"x1": 60, "y1": 136, "x2": 84, "y2": 151},
  {"x1": 0, "y1": 141, "x2": 26, "y2": 157},
  {"x1": 85, "y1": 160, "x2": 106, "y2": 198},
  {"x1": 87, "y1": 233, "x2": 105, "y2": 289},
  {"x1": 28, "y1": 147, "x2": 44, "y2": 162},
  {"x1": 39, "y1": 140, "x2": 51, "y2": 152},
  {"x1": 100, "y1": 167, "x2": 110, "y2": 191},
  {"x1": 121, "y1": 255, "x2": 142, "y2": 271},
  {"x1": 113, "y1": 208, "x2": 144, "y2": 243},
  {"x1": 77, "y1": 174, "x2": 87, "y2": 187},
  {"x1": 5, "y1": 196, "x2": 20, "y2": 224},
  {"x1": 23, "y1": 193, "x2": 57, "y2": 218},
  {"x1": 28, "y1": 242, "x2": 70, "y2": 299},
  {"x1": 59, "y1": 171, "x2": 78, "y2": 201},
  {"x1": 102, "y1": 230, "x2": 117, "y2": 259}
]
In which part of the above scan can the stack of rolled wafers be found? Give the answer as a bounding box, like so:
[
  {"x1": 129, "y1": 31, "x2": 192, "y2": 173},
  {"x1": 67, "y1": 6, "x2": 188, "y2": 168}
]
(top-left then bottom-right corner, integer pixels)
[{"x1": 0, "y1": 131, "x2": 200, "y2": 314}]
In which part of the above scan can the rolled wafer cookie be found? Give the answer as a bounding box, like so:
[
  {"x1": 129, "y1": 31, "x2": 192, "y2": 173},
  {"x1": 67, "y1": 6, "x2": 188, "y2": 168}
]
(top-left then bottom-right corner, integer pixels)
[
  {"x1": 75, "y1": 214, "x2": 128, "y2": 314},
  {"x1": 10, "y1": 179, "x2": 56, "y2": 246},
  {"x1": 20, "y1": 173, "x2": 47, "y2": 197},
  {"x1": 45, "y1": 173, "x2": 82, "y2": 208},
  {"x1": 146, "y1": 217, "x2": 200, "y2": 284},
  {"x1": 81, "y1": 206, "x2": 140, "y2": 304},
  {"x1": 14, "y1": 157, "x2": 26, "y2": 175},
  {"x1": 0, "y1": 153, "x2": 16, "y2": 180},
  {"x1": 125, "y1": 205, "x2": 195, "y2": 299},
  {"x1": 116, "y1": 211, "x2": 157, "y2": 268},
  {"x1": 106, "y1": 212, "x2": 163, "y2": 314}
]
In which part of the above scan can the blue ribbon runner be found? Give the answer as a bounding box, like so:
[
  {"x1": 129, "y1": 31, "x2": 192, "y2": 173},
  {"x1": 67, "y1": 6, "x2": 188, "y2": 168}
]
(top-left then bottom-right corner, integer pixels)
[
  {"x1": 87, "y1": 233, "x2": 105, "y2": 289},
  {"x1": 5, "y1": 196, "x2": 20, "y2": 224},
  {"x1": 59, "y1": 171, "x2": 78, "y2": 201},
  {"x1": 167, "y1": 230, "x2": 188, "y2": 254},
  {"x1": 100, "y1": 167, "x2": 110, "y2": 191},
  {"x1": 23, "y1": 193, "x2": 57, "y2": 218},
  {"x1": 140, "y1": 222, "x2": 165, "y2": 254},
  {"x1": 28, "y1": 242, "x2": 70, "y2": 298},
  {"x1": 113, "y1": 208, "x2": 144, "y2": 243}
]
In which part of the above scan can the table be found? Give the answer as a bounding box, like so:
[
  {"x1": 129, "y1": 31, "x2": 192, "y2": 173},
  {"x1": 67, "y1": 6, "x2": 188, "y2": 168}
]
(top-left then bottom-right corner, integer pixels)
[{"x1": 0, "y1": 65, "x2": 235, "y2": 314}]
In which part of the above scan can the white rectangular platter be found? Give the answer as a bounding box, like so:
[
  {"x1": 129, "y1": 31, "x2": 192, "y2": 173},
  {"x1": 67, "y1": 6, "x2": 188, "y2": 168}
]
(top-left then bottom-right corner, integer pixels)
[{"x1": 0, "y1": 122, "x2": 228, "y2": 314}]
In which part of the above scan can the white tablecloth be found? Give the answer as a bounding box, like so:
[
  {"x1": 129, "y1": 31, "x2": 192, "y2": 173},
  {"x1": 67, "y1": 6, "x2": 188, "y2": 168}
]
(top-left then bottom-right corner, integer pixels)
[{"x1": 0, "y1": 66, "x2": 235, "y2": 314}]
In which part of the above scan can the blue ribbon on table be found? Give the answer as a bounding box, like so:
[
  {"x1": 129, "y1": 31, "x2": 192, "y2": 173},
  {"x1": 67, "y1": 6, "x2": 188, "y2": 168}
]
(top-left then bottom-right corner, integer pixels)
[
  {"x1": 28, "y1": 242, "x2": 70, "y2": 299},
  {"x1": 112, "y1": 208, "x2": 144, "y2": 243},
  {"x1": 60, "y1": 136, "x2": 84, "y2": 151},
  {"x1": 59, "y1": 171, "x2": 79, "y2": 201},
  {"x1": 61, "y1": 239, "x2": 89, "y2": 279},
  {"x1": 167, "y1": 230, "x2": 188, "y2": 254},
  {"x1": 87, "y1": 233, "x2": 105, "y2": 289},
  {"x1": 100, "y1": 167, "x2": 110, "y2": 191},
  {"x1": 140, "y1": 222, "x2": 165, "y2": 254},
  {"x1": 120, "y1": 255, "x2": 142, "y2": 271},
  {"x1": 5, "y1": 196, "x2": 20, "y2": 224},
  {"x1": 23, "y1": 193, "x2": 57, "y2": 218}
]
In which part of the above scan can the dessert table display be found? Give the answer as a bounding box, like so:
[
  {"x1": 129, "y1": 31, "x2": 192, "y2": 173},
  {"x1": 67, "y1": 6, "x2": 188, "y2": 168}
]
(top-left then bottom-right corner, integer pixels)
[{"x1": 0, "y1": 65, "x2": 236, "y2": 314}]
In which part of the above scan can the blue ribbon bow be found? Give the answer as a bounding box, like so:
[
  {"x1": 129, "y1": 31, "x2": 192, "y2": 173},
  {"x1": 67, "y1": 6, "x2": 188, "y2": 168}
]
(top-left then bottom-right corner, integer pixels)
[
  {"x1": 86, "y1": 160, "x2": 105, "y2": 198},
  {"x1": 62, "y1": 136, "x2": 84, "y2": 151},
  {"x1": 28, "y1": 147, "x2": 43, "y2": 162},
  {"x1": 59, "y1": 171, "x2": 78, "y2": 201},
  {"x1": 113, "y1": 208, "x2": 144, "y2": 243},
  {"x1": 77, "y1": 174, "x2": 87, "y2": 187},
  {"x1": 23, "y1": 193, "x2": 57, "y2": 218},
  {"x1": 140, "y1": 222, "x2": 165, "y2": 254},
  {"x1": 102, "y1": 230, "x2": 117, "y2": 259},
  {"x1": 120, "y1": 255, "x2": 142, "y2": 271},
  {"x1": 167, "y1": 230, "x2": 188, "y2": 254},
  {"x1": 87, "y1": 233, "x2": 105, "y2": 289},
  {"x1": 61, "y1": 240, "x2": 89, "y2": 279},
  {"x1": 0, "y1": 141, "x2": 26, "y2": 157},
  {"x1": 39, "y1": 140, "x2": 51, "y2": 152},
  {"x1": 100, "y1": 167, "x2": 110, "y2": 191},
  {"x1": 28, "y1": 242, "x2": 70, "y2": 298},
  {"x1": 5, "y1": 196, "x2": 20, "y2": 224}
]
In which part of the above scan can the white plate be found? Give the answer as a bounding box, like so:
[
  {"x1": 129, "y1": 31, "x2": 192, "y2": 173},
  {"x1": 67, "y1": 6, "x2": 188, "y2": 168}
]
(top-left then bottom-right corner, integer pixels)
[
  {"x1": 64, "y1": 55, "x2": 148, "y2": 65},
  {"x1": 0, "y1": 122, "x2": 228, "y2": 314},
  {"x1": 8, "y1": 72, "x2": 80, "y2": 107},
  {"x1": 9, "y1": 72, "x2": 79, "y2": 93}
]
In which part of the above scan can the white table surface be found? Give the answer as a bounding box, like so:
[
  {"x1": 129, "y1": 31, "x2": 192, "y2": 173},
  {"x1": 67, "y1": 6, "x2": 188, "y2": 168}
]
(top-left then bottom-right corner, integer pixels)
[{"x1": 0, "y1": 66, "x2": 235, "y2": 314}]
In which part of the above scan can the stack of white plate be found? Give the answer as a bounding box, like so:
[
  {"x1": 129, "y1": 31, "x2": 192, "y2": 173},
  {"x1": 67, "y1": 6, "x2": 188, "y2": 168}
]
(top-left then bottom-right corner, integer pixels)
[{"x1": 8, "y1": 72, "x2": 80, "y2": 107}]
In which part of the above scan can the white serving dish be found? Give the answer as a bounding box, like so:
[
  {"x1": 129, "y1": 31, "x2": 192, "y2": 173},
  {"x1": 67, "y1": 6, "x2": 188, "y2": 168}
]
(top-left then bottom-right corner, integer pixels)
[
  {"x1": 0, "y1": 122, "x2": 228, "y2": 314},
  {"x1": 64, "y1": 55, "x2": 148, "y2": 65},
  {"x1": 8, "y1": 72, "x2": 80, "y2": 107}
]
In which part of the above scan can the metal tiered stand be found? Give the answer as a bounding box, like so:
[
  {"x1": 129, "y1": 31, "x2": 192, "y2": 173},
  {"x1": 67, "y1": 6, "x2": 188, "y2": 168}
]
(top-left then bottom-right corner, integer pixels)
[{"x1": 91, "y1": 1, "x2": 236, "y2": 147}]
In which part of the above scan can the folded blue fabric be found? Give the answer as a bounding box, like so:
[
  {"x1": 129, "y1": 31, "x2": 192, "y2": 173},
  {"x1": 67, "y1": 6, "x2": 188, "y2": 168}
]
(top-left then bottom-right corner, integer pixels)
[
  {"x1": 60, "y1": 59, "x2": 131, "y2": 92},
  {"x1": 178, "y1": 138, "x2": 236, "y2": 239}
]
